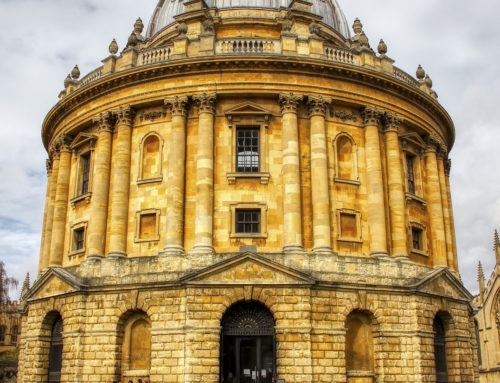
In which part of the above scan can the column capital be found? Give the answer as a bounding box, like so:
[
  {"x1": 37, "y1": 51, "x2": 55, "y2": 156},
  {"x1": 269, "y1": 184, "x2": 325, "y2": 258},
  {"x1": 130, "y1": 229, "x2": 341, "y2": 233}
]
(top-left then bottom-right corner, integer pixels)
[
  {"x1": 361, "y1": 106, "x2": 382, "y2": 127},
  {"x1": 307, "y1": 95, "x2": 332, "y2": 117},
  {"x1": 279, "y1": 93, "x2": 303, "y2": 114},
  {"x1": 424, "y1": 134, "x2": 443, "y2": 154},
  {"x1": 165, "y1": 95, "x2": 190, "y2": 117},
  {"x1": 382, "y1": 111, "x2": 402, "y2": 134},
  {"x1": 46, "y1": 159, "x2": 52, "y2": 176},
  {"x1": 93, "y1": 111, "x2": 114, "y2": 134},
  {"x1": 445, "y1": 159, "x2": 452, "y2": 177},
  {"x1": 114, "y1": 105, "x2": 135, "y2": 127},
  {"x1": 193, "y1": 93, "x2": 217, "y2": 114},
  {"x1": 55, "y1": 133, "x2": 73, "y2": 153}
]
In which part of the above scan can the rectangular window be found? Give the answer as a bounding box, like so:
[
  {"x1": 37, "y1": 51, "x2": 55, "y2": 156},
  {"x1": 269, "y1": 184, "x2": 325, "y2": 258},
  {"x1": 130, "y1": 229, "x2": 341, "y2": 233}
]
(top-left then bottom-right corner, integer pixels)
[
  {"x1": 236, "y1": 128, "x2": 260, "y2": 173},
  {"x1": 80, "y1": 152, "x2": 91, "y2": 195},
  {"x1": 235, "y1": 209, "x2": 261, "y2": 234},
  {"x1": 406, "y1": 155, "x2": 416, "y2": 195},
  {"x1": 0, "y1": 326, "x2": 5, "y2": 344},
  {"x1": 412, "y1": 228, "x2": 422, "y2": 251},
  {"x1": 139, "y1": 213, "x2": 157, "y2": 239},
  {"x1": 74, "y1": 227, "x2": 85, "y2": 251},
  {"x1": 11, "y1": 326, "x2": 17, "y2": 344}
]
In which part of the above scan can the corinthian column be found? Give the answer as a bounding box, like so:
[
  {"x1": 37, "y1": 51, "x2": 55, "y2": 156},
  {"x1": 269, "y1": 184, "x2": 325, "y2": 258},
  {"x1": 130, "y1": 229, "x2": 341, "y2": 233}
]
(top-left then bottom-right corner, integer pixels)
[
  {"x1": 307, "y1": 95, "x2": 333, "y2": 255},
  {"x1": 445, "y1": 160, "x2": 458, "y2": 270},
  {"x1": 383, "y1": 113, "x2": 408, "y2": 259},
  {"x1": 163, "y1": 96, "x2": 190, "y2": 256},
  {"x1": 87, "y1": 113, "x2": 114, "y2": 259},
  {"x1": 108, "y1": 106, "x2": 134, "y2": 258},
  {"x1": 279, "y1": 93, "x2": 305, "y2": 254},
  {"x1": 424, "y1": 136, "x2": 447, "y2": 267},
  {"x1": 39, "y1": 159, "x2": 56, "y2": 273},
  {"x1": 437, "y1": 149, "x2": 454, "y2": 270},
  {"x1": 362, "y1": 107, "x2": 388, "y2": 257},
  {"x1": 49, "y1": 135, "x2": 72, "y2": 266},
  {"x1": 192, "y1": 93, "x2": 216, "y2": 255}
]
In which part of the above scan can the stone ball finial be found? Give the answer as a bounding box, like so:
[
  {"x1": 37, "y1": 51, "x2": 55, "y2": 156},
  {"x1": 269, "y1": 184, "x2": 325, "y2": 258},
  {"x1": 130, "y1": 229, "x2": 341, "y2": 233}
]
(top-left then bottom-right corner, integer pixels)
[
  {"x1": 425, "y1": 74, "x2": 433, "y2": 88},
  {"x1": 377, "y1": 39, "x2": 387, "y2": 55},
  {"x1": 64, "y1": 74, "x2": 72, "y2": 88},
  {"x1": 176, "y1": 22, "x2": 188, "y2": 35},
  {"x1": 416, "y1": 65, "x2": 425, "y2": 80},
  {"x1": 127, "y1": 32, "x2": 138, "y2": 47},
  {"x1": 109, "y1": 38, "x2": 119, "y2": 55},
  {"x1": 353, "y1": 18, "x2": 363, "y2": 35},
  {"x1": 134, "y1": 18, "x2": 144, "y2": 34},
  {"x1": 71, "y1": 65, "x2": 80, "y2": 80}
]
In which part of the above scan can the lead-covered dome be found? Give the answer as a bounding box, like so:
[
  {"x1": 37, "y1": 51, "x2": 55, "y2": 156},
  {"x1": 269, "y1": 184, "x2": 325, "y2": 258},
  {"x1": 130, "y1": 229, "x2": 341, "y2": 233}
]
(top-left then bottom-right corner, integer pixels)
[{"x1": 147, "y1": 0, "x2": 350, "y2": 39}]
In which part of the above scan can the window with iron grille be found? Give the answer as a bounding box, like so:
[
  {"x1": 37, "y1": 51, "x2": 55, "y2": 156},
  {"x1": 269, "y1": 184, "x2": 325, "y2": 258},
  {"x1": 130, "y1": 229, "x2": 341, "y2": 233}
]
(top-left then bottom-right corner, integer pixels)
[
  {"x1": 80, "y1": 152, "x2": 91, "y2": 195},
  {"x1": 236, "y1": 128, "x2": 260, "y2": 172},
  {"x1": 406, "y1": 155, "x2": 416, "y2": 194},
  {"x1": 235, "y1": 209, "x2": 261, "y2": 234},
  {"x1": 412, "y1": 228, "x2": 422, "y2": 251}
]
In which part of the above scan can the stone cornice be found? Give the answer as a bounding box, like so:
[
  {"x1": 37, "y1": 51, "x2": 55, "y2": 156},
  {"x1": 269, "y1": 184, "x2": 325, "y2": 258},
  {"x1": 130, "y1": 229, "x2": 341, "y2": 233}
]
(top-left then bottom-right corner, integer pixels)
[{"x1": 42, "y1": 56, "x2": 454, "y2": 151}]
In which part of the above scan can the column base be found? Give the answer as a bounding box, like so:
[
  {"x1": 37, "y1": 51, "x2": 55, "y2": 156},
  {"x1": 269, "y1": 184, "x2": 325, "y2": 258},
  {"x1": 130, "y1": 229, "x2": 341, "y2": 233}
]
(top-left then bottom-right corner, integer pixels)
[
  {"x1": 86, "y1": 253, "x2": 104, "y2": 260},
  {"x1": 394, "y1": 254, "x2": 411, "y2": 263},
  {"x1": 161, "y1": 245, "x2": 185, "y2": 256},
  {"x1": 107, "y1": 251, "x2": 127, "y2": 259},
  {"x1": 370, "y1": 251, "x2": 389, "y2": 259},
  {"x1": 283, "y1": 244, "x2": 307, "y2": 255},
  {"x1": 190, "y1": 244, "x2": 215, "y2": 256},
  {"x1": 312, "y1": 246, "x2": 334, "y2": 256}
]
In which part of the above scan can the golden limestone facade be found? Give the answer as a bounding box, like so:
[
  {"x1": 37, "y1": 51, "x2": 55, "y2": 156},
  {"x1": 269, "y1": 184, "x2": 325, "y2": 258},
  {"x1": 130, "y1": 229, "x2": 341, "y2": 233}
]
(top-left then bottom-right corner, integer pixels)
[
  {"x1": 19, "y1": 1, "x2": 478, "y2": 382},
  {"x1": 474, "y1": 231, "x2": 500, "y2": 383}
]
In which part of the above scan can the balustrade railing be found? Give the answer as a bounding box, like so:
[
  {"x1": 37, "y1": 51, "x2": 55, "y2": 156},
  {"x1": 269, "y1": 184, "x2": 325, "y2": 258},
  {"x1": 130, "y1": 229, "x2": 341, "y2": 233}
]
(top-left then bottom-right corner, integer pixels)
[
  {"x1": 324, "y1": 46, "x2": 355, "y2": 64},
  {"x1": 79, "y1": 67, "x2": 103, "y2": 87},
  {"x1": 216, "y1": 39, "x2": 280, "y2": 54},
  {"x1": 139, "y1": 46, "x2": 173, "y2": 65},
  {"x1": 393, "y1": 67, "x2": 419, "y2": 87}
]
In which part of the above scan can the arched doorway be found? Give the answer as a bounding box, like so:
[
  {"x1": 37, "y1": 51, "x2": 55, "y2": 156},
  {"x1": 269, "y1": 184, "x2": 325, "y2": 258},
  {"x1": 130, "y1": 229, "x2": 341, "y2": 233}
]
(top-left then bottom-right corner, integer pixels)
[{"x1": 221, "y1": 301, "x2": 275, "y2": 383}]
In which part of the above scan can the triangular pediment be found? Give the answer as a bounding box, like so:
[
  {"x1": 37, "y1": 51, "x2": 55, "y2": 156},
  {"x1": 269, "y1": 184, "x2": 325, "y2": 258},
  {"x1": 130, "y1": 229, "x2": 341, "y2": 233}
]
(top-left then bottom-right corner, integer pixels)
[
  {"x1": 70, "y1": 132, "x2": 97, "y2": 150},
  {"x1": 399, "y1": 132, "x2": 426, "y2": 150},
  {"x1": 224, "y1": 101, "x2": 273, "y2": 117},
  {"x1": 181, "y1": 252, "x2": 315, "y2": 285},
  {"x1": 411, "y1": 267, "x2": 473, "y2": 301},
  {"x1": 24, "y1": 267, "x2": 84, "y2": 301}
]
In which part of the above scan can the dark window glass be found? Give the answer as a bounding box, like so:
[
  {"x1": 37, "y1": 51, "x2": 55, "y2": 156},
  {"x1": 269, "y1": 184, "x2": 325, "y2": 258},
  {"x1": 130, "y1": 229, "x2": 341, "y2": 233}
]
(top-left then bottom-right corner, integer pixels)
[
  {"x1": 433, "y1": 316, "x2": 448, "y2": 383},
  {"x1": 74, "y1": 228, "x2": 85, "y2": 251},
  {"x1": 406, "y1": 155, "x2": 415, "y2": 194},
  {"x1": 11, "y1": 326, "x2": 18, "y2": 344},
  {"x1": 235, "y1": 209, "x2": 261, "y2": 234},
  {"x1": 0, "y1": 326, "x2": 5, "y2": 344},
  {"x1": 48, "y1": 316, "x2": 63, "y2": 383},
  {"x1": 80, "y1": 153, "x2": 91, "y2": 195},
  {"x1": 475, "y1": 321, "x2": 482, "y2": 366},
  {"x1": 236, "y1": 128, "x2": 259, "y2": 173},
  {"x1": 412, "y1": 228, "x2": 422, "y2": 251}
]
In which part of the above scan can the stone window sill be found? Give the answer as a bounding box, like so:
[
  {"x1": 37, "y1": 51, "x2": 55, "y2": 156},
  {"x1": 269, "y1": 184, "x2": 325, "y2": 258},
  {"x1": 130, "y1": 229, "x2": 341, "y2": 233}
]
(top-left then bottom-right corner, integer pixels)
[
  {"x1": 134, "y1": 237, "x2": 160, "y2": 243},
  {"x1": 335, "y1": 178, "x2": 361, "y2": 186},
  {"x1": 227, "y1": 172, "x2": 270, "y2": 185},
  {"x1": 70, "y1": 192, "x2": 92, "y2": 207},
  {"x1": 137, "y1": 177, "x2": 163, "y2": 185},
  {"x1": 68, "y1": 249, "x2": 85, "y2": 258},
  {"x1": 406, "y1": 192, "x2": 426, "y2": 206},
  {"x1": 230, "y1": 233, "x2": 268, "y2": 239},
  {"x1": 411, "y1": 248, "x2": 428, "y2": 257},
  {"x1": 337, "y1": 237, "x2": 363, "y2": 244}
]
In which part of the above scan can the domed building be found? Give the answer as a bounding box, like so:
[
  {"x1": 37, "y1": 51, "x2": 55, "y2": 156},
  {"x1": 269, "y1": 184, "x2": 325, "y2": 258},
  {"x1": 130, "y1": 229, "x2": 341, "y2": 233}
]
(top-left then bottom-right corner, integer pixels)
[{"x1": 18, "y1": 0, "x2": 478, "y2": 382}]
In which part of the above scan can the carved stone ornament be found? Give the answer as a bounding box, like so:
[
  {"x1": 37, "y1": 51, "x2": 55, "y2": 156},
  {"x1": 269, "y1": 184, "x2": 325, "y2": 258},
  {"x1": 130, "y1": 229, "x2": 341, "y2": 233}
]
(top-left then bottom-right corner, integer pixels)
[
  {"x1": 377, "y1": 39, "x2": 387, "y2": 56},
  {"x1": 46, "y1": 158, "x2": 52, "y2": 176},
  {"x1": 134, "y1": 18, "x2": 144, "y2": 34},
  {"x1": 164, "y1": 95, "x2": 190, "y2": 117},
  {"x1": 193, "y1": 93, "x2": 217, "y2": 114},
  {"x1": 445, "y1": 159, "x2": 452, "y2": 176},
  {"x1": 282, "y1": 17, "x2": 293, "y2": 32},
  {"x1": 382, "y1": 112, "x2": 401, "y2": 133},
  {"x1": 127, "y1": 32, "x2": 138, "y2": 48},
  {"x1": 115, "y1": 105, "x2": 135, "y2": 126},
  {"x1": 329, "y1": 107, "x2": 357, "y2": 122},
  {"x1": 309, "y1": 21, "x2": 321, "y2": 36},
  {"x1": 352, "y1": 18, "x2": 363, "y2": 35},
  {"x1": 109, "y1": 39, "x2": 119, "y2": 55},
  {"x1": 176, "y1": 22, "x2": 188, "y2": 35},
  {"x1": 56, "y1": 134, "x2": 73, "y2": 153},
  {"x1": 279, "y1": 93, "x2": 303, "y2": 114},
  {"x1": 64, "y1": 74, "x2": 72, "y2": 88},
  {"x1": 71, "y1": 65, "x2": 80, "y2": 80},
  {"x1": 221, "y1": 302, "x2": 275, "y2": 336},
  {"x1": 424, "y1": 134, "x2": 442, "y2": 153},
  {"x1": 307, "y1": 95, "x2": 332, "y2": 117},
  {"x1": 93, "y1": 111, "x2": 114, "y2": 133},
  {"x1": 416, "y1": 65, "x2": 426, "y2": 81},
  {"x1": 139, "y1": 109, "x2": 167, "y2": 122},
  {"x1": 361, "y1": 106, "x2": 381, "y2": 126},
  {"x1": 203, "y1": 18, "x2": 215, "y2": 33}
]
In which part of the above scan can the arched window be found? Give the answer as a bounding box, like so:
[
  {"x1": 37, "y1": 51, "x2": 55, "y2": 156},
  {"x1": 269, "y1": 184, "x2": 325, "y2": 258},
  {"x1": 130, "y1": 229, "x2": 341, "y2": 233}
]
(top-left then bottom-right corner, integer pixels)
[
  {"x1": 48, "y1": 315, "x2": 63, "y2": 383},
  {"x1": 345, "y1": 311, "x2": 374, "y2": 382},
  {"x1": 433, "y1": 315, "x2": 448, "y2": 383},
  {"x1": 139, "y1": 133, "x2": 162, "y2": 183},
  {"x1": 334, "y1": 133, "x2": 359, "y2": 184},
  {"x1": 120, "y1": 311, "x2": 151, "y2": 382}
]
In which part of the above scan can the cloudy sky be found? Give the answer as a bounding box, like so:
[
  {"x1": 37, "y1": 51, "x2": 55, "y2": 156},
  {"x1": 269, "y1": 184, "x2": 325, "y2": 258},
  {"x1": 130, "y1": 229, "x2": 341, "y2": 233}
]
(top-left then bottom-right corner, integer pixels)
[{"x1": 0, "y1": 0, "x2": 498, "y2": 298}]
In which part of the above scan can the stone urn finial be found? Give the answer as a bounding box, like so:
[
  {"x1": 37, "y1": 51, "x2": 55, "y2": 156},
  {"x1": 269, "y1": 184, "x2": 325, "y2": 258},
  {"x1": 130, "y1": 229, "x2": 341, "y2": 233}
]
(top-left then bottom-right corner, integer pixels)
[
  {"x1": 176, "y1": 22, "x2": 188, "y2": 35},
  {"x1": 109, "y1": 38, "x2": 119, "y2": 55},
  {"x1": 282, "y1": 18, "x2": 293, "y2": 32},
  {"x1": 71, "y1": 65, "x2": 80, "y2": 80},
  {"x1": 134, "y1": 18, "x2": 144, "y2": 34},
  {"x1": 64, "y1": 74, "x2": 72, "y2": 88},
  {"x1": 353, "y1": 18, "x2": 363, "y2": 35},
  {"x1": 377, "y1": 39, "x2": 387, "y2": 56},
  {"x1": 203, "y1": 18, "x2": 214, "y2": 33},
  {"x1": 359, "y1": 32, "x2": 369, "y2": 47},
  {"x1": 425, "y1": 74, "x2": 433, "y2": 88},
  {"x1": 309, "y1": 21, "x2": 321, "y2": 35},
  {"x1": 127, "y1": 32, "x2": 138, "y2": 47},
  {"x1": 416, "y1": 65, "x2": 425, "y2": 80}
]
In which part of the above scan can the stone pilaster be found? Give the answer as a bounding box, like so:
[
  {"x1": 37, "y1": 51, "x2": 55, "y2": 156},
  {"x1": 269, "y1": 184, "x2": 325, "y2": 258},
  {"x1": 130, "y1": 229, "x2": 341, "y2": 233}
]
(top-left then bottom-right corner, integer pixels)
[
  {"x1": 279, "y1": 93, "x2": 305, "y2": 254},
  {"x1": 424, "y1": 136, "x2": 447, "y2": 267},
  {"x1": 38, "y1": 159, "x2": 55, "y2": 273},
  {"x1": 438, "y1": 153, "x2": 455, "y2": 270},
  {"x1": 163, "y1": 96, "x2": 190, "y2": 256},
  {"x1": 87, "y1": 113, "x2": 114, "y2": 259},
  {"x1": 49, "y1": 134, "x2": 72, "y2": 266},
  {"x1": 445, "y1": 160, "x2": 459, "y2": 270},
  {"x1": 192, "y1": 93, "x2": 216, "y2": 255},
  {"x1": 383, "y1": 113, "x2": 408, "y2": 259},
  {"x1": 362, "y1": 107, "x2": 388, "y2": 257},
  {"x1": 108, "y1": 106, "x2": 134, "y2": 258},
  {"x1": 307, "y1": 95, "x2": 333, "y2": 255}
]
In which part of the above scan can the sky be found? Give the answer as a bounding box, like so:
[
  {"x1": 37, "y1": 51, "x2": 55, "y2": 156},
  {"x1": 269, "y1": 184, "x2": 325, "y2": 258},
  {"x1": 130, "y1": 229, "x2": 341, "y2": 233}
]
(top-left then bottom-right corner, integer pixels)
[{"x1": 0, "y1": 0, "x2": 498, "y2": 298}]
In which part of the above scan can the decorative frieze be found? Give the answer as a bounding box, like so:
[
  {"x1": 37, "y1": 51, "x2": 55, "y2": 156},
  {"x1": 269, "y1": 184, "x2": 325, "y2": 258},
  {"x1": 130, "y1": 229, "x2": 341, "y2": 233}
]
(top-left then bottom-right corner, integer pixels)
[{"x1": 139, "y1": 109, "x2": 167, "y2": 122}]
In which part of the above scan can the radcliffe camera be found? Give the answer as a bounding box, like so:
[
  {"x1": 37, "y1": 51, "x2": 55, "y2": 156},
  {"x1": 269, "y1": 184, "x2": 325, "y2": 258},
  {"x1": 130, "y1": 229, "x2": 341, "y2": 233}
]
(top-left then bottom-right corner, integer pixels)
[{"x1": 4, "y1": 1, "x2": 499, "y2": 383}]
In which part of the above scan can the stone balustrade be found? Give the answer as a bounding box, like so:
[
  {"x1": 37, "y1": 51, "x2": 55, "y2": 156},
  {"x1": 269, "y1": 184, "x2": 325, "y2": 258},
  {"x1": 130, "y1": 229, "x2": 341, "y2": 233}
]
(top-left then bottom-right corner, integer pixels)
[
  {"x1": 324, "y1": 45, "x2": 356, "y2": 64},
  {"x1": 79, "y1": 67, "x2": 103, "y2": 87},
  {"x1": 139, "y1": 46, "x2": 173, "y2": 65},
  {"x1": 216, "y1": 38, "x2": 280, "y2": 54}
]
